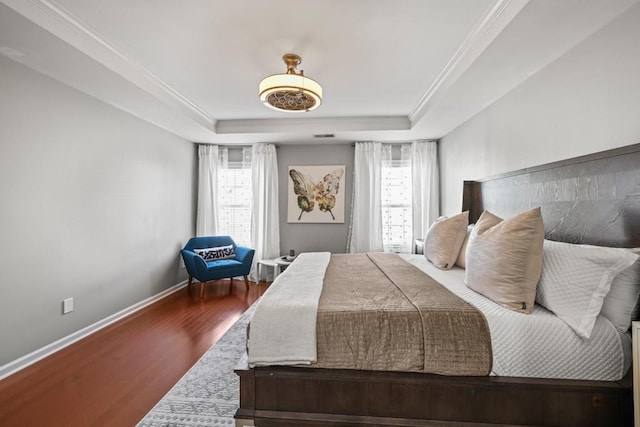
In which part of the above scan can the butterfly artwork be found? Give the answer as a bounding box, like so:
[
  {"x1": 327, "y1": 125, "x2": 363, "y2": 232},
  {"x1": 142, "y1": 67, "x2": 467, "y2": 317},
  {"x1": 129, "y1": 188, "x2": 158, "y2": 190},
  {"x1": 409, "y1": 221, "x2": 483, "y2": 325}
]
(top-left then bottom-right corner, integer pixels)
[{"x1": 287, "y1": 165, "x2": 346, "y2": 223}]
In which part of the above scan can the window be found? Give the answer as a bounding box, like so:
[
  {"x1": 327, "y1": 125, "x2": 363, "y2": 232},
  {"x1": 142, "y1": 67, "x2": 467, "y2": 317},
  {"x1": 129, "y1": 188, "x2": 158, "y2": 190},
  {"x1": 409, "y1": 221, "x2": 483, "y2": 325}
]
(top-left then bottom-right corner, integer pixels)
[
  {"x1": 381, "y1": 145, "x2": 413, "y2": 253},
  {"x1": 217, "y1": 148, "x2": 252, "y2": 247}
]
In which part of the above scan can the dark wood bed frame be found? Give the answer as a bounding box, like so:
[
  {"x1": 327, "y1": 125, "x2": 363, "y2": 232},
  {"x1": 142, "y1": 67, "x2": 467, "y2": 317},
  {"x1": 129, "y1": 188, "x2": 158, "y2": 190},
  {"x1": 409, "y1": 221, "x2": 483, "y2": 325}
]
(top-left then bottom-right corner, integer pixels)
[{"x1": 235, "y1": 143, "x2": 640, "y2": 427}]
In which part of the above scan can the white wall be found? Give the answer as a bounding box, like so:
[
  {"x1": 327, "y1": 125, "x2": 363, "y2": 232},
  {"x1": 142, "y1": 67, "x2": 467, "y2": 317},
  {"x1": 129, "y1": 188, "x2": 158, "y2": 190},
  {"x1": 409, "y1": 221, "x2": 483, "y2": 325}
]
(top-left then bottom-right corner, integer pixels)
[
  {"x1": 278, "y1": 144, "x2": 355, "y2": 254},
  {"x1": 439, "y1": 3, "x2": 640, "y2": 215},
  {"x1": 0, "y1": 56, "x2": 196, "y2": 366}
]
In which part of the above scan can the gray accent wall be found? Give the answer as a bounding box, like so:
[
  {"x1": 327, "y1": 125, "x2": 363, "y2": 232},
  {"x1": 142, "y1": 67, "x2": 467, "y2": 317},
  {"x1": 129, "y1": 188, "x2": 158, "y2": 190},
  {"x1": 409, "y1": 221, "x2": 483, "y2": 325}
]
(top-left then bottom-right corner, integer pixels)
[
  {"x1": 0, "y1": 56, "x2": 196, "y2": 366},
  {"x1": 439, "y1": 3, "x2": 640, "y2": 216},
  {"x1": 277, "y1": 144, "x2": 355, "y2": 255}
]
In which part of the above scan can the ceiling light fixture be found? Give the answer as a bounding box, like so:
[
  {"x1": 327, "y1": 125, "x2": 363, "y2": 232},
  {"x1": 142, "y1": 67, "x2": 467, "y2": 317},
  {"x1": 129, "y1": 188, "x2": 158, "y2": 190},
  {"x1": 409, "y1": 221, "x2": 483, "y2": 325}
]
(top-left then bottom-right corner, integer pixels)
[{"x1": 259, "y1": 53, "x2": 322, "y2": 113}]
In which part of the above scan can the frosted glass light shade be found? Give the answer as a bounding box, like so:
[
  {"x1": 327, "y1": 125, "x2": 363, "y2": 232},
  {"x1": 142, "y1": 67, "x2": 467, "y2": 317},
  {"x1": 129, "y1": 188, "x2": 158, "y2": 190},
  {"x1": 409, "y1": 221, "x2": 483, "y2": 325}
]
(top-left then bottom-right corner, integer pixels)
[{"x1": 259, "y1": 73, "x2": 322, "y2": 112}]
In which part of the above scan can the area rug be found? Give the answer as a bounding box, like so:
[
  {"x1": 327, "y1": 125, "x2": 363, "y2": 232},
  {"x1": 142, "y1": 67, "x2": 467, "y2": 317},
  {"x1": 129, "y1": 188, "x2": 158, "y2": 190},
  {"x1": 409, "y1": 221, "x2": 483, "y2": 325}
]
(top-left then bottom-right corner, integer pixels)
[{"x1": 137, "y1": 303, "x2": 257, "y2": 427}]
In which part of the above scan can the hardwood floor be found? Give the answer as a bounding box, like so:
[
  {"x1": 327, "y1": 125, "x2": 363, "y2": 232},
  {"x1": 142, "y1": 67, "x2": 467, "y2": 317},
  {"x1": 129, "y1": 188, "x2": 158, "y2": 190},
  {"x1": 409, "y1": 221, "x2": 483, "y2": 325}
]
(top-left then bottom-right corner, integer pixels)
[{"x1": 0, "y1": 279, "x2": 268, "y2": 427}]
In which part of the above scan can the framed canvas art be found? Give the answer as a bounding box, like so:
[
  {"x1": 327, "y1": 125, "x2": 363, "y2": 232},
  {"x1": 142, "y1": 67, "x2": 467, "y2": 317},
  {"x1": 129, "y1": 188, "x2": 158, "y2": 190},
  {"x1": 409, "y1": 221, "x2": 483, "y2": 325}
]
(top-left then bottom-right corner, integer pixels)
[{"x1": 287, "y1": 165, "x2": 345, "y2": 223}]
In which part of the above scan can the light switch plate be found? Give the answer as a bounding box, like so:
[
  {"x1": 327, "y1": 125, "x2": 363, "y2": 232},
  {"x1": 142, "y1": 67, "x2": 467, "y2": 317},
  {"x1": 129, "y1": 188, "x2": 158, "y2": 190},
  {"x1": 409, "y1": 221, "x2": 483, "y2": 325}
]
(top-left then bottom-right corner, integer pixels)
[{"x1": 63, "y1": 297, "x2": 73, "y2": 314}]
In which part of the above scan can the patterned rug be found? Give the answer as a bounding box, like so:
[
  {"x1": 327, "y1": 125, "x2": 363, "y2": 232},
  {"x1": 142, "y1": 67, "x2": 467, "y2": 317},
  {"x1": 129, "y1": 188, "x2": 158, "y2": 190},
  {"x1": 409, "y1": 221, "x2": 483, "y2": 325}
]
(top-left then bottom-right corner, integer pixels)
[{"x1": 137, "y1": 303, "x2": 257, "y2": 427}]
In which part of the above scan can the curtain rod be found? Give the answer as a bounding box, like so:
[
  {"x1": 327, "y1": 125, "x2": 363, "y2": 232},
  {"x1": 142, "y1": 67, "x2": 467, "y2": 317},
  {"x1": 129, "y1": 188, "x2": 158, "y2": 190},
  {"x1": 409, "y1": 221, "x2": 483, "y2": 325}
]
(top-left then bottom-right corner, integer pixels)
[
  {"x1": 196, "y1": 143, "x2": 280, "y2": 148},
  {"x1": 351, "y1": 139, "x2": 438, "y2": 146}
]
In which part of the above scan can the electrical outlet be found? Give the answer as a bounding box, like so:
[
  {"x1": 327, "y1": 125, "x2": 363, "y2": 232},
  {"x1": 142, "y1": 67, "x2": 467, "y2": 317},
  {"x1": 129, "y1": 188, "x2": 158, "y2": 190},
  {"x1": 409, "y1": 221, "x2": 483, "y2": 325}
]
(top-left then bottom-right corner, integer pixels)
[{"x1": 63, "y1": 297, "x2": 74, "y2": 314}]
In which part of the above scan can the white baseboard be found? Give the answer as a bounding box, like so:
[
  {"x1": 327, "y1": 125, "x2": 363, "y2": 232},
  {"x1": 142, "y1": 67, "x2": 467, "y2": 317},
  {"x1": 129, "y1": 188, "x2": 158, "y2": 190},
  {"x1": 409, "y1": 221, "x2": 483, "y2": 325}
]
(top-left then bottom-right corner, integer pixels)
[{"x1": 0, "y1": 280, "x2": 188, "y2": 381}]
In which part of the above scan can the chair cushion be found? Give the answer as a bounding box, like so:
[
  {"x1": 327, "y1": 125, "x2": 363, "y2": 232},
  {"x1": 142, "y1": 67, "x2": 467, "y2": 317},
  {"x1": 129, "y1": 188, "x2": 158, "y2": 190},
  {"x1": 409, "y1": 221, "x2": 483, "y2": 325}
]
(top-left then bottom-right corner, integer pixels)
[
  {"x1": 194, "y1": 245, "x2": 235, "y2": 261},
  {"x1": 206, "y1": 259, "x2": 243, "y2": 270}
]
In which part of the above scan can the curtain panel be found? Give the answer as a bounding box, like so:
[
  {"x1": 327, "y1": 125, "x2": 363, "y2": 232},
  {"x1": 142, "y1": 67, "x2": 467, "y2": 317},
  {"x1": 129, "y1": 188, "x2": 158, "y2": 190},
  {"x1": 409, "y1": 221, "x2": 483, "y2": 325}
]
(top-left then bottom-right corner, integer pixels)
[
  {"x1": 196, "y1": 144, "x2": 219, "y2": 236},
  {"x1": 250, "y1": 144, "x2": 280, "y2": 281},
  {"x1": 347, "y1": 141, "x2": 384, "y2": 253},
  {"x1": 411, "y1": 140, "x2": 440, "y2": 240}
]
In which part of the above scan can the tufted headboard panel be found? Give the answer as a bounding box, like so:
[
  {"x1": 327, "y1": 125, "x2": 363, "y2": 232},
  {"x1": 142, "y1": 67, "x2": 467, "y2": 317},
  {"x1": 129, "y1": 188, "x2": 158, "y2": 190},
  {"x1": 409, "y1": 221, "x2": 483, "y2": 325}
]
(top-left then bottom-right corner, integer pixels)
[{"x1": 462, "y1": 143, "x2": 640, "y2": 248}]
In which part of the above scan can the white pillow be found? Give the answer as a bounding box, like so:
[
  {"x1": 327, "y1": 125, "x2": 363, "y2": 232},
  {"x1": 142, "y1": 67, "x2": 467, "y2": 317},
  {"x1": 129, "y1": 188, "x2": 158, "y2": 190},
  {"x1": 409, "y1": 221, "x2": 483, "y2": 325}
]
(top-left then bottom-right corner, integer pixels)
[
  {"x1": 194, "y1": 245, "x2": 236, "y2": 261},
  {"x1": 536, "y1": 240, "x2": 639, "y2": 339},
  {"x1": 424, "y1": 211, "x2": 469, "y2": 270},
  {"x1": 599, "y1": 248, "x2": 640, "y2": 332}
]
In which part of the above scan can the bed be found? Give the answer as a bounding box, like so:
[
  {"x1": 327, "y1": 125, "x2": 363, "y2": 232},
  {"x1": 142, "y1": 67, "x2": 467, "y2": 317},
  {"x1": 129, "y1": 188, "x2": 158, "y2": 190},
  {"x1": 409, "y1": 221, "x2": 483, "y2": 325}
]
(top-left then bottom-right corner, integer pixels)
[{"x1": 235, "y1": 143, "x2": 640, "y2": 427}]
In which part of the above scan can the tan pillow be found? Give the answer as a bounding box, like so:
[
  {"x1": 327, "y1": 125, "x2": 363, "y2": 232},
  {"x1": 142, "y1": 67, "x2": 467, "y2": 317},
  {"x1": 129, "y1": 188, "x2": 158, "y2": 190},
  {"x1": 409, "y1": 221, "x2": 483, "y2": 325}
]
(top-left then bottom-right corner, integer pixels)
[
  {"x1": 424, "y1": 211, "x2": 469, "y2": 270},
  {"x1": 455, "y1": 225, "x2": 474, "y2": 269},
  {"x1": 465, "y1": 208, "x2": 544, "y2": 314}
]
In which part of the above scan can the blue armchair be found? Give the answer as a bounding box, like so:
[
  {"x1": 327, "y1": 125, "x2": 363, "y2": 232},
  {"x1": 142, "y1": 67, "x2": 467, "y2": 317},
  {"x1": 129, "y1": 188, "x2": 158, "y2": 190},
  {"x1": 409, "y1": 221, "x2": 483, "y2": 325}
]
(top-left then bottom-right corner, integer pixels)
[{"x1": 181, "y1": 236, "x2": 255, "y2": 298}]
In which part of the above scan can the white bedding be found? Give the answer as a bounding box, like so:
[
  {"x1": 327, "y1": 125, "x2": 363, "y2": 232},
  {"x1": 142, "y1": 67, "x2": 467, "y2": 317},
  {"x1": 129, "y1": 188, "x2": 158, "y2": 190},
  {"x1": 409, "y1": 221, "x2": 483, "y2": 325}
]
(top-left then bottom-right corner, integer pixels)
[
  {"x1": 400, "y1": 254, "x2": 632, "y2": 381},
  {"x1": 247, "y1": 252, "x2": 630, "y2": 380}
]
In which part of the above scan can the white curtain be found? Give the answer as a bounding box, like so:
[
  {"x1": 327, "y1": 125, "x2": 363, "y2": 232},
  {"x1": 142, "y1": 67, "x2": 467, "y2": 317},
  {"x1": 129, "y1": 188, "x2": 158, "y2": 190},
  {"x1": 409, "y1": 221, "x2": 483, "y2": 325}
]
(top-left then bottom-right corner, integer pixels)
[
  {"x1": 250, "y1": 144, "x2": 280, "y2": 281},
  {"x1": 410, "y1": 140, "x2": 439, "y2": 240},
  {"x1": 347, "y1": 142, "x2": 384, "y2": 253},
  {"x1": 196, "y1": 145, "x2": 219, "y2": 236}
]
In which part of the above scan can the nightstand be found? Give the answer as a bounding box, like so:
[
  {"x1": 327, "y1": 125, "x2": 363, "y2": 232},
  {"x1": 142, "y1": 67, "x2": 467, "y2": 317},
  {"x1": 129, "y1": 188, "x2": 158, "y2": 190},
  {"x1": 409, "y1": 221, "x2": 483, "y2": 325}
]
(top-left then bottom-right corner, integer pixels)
[
  {"x1": 257, "y1": 256, "x2": 294, "y2": 282},
  {"x1": 274, "y1": 255, "x2": 293, "y2": 273},
  {"x1": 414, "y1": 238, "x2": 424, "y2": 255}
]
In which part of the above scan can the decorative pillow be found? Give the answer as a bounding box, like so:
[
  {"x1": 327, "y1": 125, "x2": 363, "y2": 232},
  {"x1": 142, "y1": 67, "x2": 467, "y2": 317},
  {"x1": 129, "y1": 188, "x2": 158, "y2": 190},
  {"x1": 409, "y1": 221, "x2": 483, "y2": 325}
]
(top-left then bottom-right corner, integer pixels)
[
  {"x1": 194, "y1": 245, "x2": 235, "y2": 261},
  {"x1": 537, "y1": 240, "x2": 639, "y2": 338},
  {"x1": 599, "y1": 249, "x2": 640, "y2": 332},
  {"x1": 455, "y1": 225, "x2": 474, "y2": 269},
  {"x1": 465, "y1": 208, "x2": 544, "y2": 314},
  {"x1": 424, "y1": 211, "x2": 469, "y2": 270}
]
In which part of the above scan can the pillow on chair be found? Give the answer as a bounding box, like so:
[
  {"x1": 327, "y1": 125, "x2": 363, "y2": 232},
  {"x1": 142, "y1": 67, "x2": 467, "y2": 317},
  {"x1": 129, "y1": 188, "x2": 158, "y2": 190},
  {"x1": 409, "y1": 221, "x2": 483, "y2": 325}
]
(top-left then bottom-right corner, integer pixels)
[{"x1": 195, "y1": 245, "x2": 235, "y2": 261}]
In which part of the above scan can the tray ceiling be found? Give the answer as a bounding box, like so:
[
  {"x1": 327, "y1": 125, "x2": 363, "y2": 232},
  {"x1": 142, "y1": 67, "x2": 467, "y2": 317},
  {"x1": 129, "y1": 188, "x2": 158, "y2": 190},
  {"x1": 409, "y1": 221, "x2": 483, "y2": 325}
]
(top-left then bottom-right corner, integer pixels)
[{"x1": 0, "y1": 0, "x2": 637, "y2": 144}]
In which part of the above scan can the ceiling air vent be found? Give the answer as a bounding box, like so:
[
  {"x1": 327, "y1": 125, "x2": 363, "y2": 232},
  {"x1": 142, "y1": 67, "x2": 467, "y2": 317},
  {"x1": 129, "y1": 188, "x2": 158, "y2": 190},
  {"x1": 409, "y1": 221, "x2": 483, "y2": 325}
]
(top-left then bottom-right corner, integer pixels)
[{"x1": 313, "y1": 134, "x2": 335, "y2": 139}]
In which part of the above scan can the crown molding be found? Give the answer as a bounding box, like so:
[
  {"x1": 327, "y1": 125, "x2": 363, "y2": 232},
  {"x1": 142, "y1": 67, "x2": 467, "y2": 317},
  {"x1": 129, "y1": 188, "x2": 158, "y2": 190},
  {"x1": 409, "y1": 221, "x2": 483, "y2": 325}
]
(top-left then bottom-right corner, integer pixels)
[
  {"x1": 408, "y1": 0, "x2": 529, "y2": 126},
  {"x1": 0, "y1": 0, "x2": 216, "y2": 130},
  {"x1": 215, "y1": 116, "x2": 410, "y2": 135}
]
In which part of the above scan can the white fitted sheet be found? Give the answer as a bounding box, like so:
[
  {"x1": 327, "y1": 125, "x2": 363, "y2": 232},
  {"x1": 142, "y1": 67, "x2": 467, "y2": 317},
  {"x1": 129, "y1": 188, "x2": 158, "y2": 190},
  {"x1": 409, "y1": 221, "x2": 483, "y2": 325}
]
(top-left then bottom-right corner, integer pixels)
[{"x1": 400, "y1": 254, "x2": 632, "y2": 381}]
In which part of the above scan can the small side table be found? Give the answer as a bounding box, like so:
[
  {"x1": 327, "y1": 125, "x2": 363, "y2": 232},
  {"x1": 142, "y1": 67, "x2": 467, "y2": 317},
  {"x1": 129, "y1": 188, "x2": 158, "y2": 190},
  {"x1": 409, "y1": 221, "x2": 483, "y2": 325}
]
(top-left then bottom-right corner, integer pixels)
[
  {"x1": 274, "y1": 255, "x2": 293, "y2": 272},
  {"x1": 257, "y1": 256, "x2": 294, "y2": 282},
  {"x1": 257, "y1": 258, "x2": 277, "y2": 283}
]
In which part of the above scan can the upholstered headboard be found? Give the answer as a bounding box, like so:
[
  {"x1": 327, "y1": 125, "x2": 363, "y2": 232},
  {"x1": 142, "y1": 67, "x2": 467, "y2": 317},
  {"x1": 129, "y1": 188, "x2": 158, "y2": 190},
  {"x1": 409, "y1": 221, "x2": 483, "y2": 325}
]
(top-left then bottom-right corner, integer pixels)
[{"x1": 462, "y1": 143, "x2": 640, "y2": 248}]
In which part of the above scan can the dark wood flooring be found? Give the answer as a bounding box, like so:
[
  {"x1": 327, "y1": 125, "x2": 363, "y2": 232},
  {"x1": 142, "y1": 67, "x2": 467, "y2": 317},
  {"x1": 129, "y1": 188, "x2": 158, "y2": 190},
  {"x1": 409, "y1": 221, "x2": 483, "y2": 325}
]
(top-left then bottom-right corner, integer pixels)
[{"x1": 0, "y1": 279, "x2": 268, "y2": 427}]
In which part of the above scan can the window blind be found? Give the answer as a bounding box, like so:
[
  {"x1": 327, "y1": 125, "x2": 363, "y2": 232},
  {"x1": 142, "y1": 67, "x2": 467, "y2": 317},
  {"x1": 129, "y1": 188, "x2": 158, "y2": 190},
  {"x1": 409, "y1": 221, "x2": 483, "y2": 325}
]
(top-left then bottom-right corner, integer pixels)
[
  {"x1": 381, "y1": 150, "x2": 413, "y2": 253},
  {"x1": 217, "y1": 149, "x2": 252, "y2": 247}
]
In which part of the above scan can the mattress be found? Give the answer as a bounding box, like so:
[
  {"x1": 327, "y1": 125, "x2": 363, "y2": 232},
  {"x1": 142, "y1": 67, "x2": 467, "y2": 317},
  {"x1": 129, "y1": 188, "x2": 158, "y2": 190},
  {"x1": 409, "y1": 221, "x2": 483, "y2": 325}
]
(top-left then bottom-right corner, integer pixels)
[{"x1": 400, "y1": 254, "x2": 632, "y2": 381}]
